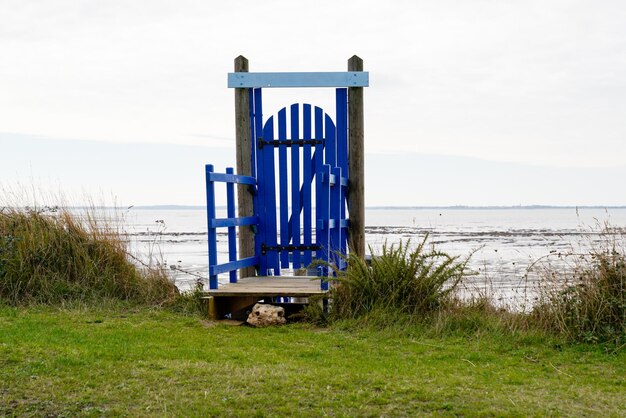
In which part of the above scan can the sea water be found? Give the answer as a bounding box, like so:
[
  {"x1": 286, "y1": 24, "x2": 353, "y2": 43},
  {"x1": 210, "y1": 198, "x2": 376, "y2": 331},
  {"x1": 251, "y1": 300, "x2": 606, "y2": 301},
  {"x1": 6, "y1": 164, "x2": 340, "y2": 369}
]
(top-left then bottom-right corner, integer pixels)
[{"x1": 122, "y1": 207, "x2": 626, "y2": 307}]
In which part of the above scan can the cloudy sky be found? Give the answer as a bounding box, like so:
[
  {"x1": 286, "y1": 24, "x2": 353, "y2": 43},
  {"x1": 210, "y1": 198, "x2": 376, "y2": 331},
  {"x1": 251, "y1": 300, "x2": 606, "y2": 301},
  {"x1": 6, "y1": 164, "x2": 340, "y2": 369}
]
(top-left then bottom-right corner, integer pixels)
[{"x1": 1, "y1": 0, "x2": 625, "y2": 206}]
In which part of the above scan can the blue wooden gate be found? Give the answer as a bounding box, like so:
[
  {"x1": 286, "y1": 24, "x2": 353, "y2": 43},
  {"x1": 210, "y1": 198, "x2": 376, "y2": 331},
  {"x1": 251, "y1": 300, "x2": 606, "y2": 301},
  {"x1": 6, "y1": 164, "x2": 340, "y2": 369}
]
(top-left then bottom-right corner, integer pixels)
[
  {"x1": 252, "y1": 88, "x2": 349, "y2": 287},
  {"x1": 206, "y1": 70, "x2": 368, "y2": 291},
  {"x1": 206, "y1": 89, "x2": 348, "y2": 290}
]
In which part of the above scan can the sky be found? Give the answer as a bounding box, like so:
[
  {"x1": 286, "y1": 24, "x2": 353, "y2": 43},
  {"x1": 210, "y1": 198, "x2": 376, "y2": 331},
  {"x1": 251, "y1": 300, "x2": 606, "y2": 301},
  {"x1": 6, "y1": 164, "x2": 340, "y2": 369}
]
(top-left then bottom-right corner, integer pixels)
[{"x1": 1, "y1": 0, "x2": 625, "y2": 206}]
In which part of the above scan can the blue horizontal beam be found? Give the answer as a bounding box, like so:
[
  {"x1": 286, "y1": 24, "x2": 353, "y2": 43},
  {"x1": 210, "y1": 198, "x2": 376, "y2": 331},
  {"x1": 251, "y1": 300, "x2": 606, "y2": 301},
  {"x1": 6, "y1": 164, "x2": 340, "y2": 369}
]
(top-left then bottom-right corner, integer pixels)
[
  {"x1": 209, "y1": 256, "x2": 258, "y2": 276},
  {"x1": 207, "y1": 170, "x2": 256, "y2": 185},
  {"x1": 228, "y1": 72, "x2": 369, "y2": 88},
  {"x1": 210, "y1": 216, "x2": 257, "y2": 228}
]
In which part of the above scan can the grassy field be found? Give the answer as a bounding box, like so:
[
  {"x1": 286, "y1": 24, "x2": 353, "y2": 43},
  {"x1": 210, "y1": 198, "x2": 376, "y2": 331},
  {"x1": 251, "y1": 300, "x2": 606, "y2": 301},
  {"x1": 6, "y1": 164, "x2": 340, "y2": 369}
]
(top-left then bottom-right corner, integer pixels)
[{"x1": 1, "y1": 305, "x2": 624, "y2": 417}]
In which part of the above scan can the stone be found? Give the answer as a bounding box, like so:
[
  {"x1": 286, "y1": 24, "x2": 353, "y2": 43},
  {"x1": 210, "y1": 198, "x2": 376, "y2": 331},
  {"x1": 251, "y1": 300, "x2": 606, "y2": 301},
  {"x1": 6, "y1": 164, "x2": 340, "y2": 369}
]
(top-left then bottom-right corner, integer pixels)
[{"x1": 246, "y1": 303, "x2": 286, "y2": 327}]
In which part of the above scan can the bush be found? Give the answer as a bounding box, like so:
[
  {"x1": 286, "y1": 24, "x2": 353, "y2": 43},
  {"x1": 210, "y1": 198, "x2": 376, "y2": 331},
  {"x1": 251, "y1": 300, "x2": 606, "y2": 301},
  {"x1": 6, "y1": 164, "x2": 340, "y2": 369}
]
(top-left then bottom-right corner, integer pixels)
[
  {"x1": 327, "y1": 237, "x2": 472, "y2": 323},
  {"x1": 0, "y1": 206, "x2": 177, "y2": 305},
  {"x1": 531, "y1": 226, "x2": 626, "y2": 344}
]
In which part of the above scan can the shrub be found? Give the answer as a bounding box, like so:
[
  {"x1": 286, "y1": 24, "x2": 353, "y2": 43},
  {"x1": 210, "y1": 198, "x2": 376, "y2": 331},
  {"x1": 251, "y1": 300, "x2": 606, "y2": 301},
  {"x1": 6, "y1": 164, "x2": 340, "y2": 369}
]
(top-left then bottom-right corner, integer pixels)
[
  {"x1": 531, "y1": 226, "x2": 626, "y2": 344},
  {"x1": 0, "y1": 206, "x2": 177, "y2": 305},
  {"x1": 327, "y1": 237, "x2": 472, "y2": 322}
]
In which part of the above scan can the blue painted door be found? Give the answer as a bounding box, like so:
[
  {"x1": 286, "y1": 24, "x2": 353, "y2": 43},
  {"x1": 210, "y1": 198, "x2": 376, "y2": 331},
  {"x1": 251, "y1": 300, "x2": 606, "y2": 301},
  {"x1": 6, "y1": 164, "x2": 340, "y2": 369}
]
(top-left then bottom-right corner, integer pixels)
[{"x1": 252, "y1": 88, "x2": 348, "y2": 282}]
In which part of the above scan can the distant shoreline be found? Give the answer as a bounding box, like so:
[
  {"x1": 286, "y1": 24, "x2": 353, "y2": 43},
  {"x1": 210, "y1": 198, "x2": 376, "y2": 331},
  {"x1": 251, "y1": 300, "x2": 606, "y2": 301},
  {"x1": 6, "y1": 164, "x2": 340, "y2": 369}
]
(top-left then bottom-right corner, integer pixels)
[
  {"x1": 13, "y1": 205, "x2": 626, "y2": 210},
  {"x1": 126, "y1": 205, "x2": 626, "y2": 210}
]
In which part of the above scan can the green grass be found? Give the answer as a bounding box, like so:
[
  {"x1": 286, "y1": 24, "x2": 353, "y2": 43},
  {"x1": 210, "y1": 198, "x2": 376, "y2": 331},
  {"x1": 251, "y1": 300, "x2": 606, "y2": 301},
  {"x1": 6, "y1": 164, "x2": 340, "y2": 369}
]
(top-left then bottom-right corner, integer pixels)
[{"x1": 1, "y1": 305, "x2": 625, "y2": 417}]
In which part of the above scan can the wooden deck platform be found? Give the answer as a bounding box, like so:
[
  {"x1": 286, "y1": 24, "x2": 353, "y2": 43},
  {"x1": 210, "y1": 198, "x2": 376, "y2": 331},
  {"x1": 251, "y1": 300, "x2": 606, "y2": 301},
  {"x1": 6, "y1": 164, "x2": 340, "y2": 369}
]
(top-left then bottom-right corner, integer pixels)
[
  {"x1": 204, "y1": 276, "x2": 327, "y2": 297},
  {"x1": 203, "y1": 276, "x2": 328, "y2": 319}
]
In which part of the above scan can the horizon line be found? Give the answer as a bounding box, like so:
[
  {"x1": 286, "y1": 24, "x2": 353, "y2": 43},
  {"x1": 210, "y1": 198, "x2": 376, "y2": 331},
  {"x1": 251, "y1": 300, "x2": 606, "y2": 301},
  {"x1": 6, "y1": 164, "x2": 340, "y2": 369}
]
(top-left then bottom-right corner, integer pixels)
[{"x1": 126, "y1": 204, "x2": 626, "y2": 210}]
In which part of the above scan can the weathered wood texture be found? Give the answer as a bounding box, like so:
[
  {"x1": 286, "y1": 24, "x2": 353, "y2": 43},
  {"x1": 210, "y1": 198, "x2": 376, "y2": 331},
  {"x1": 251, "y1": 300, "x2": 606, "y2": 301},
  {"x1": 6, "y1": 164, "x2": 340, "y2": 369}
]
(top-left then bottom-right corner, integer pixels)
[
  {"x1": 204, "y1": 276, "x2": 327, "y2": 297},
  {"x1": 206, "y1": 295, "x2": 260, "y2": 320},
  {"x1": 347, "y1": 55, "x2": 365, "y2": 258},
  {"x1": 234, "y1": 56, "x2": 256, "y2": 278}
]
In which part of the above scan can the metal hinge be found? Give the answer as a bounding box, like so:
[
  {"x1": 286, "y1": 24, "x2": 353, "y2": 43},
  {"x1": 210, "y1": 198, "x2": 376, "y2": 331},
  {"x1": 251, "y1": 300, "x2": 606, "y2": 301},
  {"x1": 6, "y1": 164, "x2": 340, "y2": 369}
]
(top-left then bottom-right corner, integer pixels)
[
  {"x1": 261, "y1": 244, "x2": 321, "y2": 255},
  {"x1": 257, "y1": 138, "x2": 323, "y2": 149}
]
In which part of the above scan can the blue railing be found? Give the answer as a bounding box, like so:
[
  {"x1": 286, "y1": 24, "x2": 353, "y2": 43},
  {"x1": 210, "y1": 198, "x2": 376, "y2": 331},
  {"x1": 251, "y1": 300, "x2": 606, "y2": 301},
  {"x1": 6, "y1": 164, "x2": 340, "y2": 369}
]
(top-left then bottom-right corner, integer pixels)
[{"x1": 205, "y1": 165, "x2": 258, "y2": 289}]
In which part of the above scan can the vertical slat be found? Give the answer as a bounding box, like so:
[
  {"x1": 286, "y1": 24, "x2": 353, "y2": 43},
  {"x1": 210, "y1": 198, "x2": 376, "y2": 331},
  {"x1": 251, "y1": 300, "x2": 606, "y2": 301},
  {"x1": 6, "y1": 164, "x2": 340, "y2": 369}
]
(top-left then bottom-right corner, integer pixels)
[
  {"x1": 254, "y1": 89, "x2": 266, "y2": 276},
  {"x1": 340, "y1": 182, "x2": 348, "y2": 271},
  {"x1": 226, "y1": 167, "x2": 237, "y2": 283},
  {"x1": 325, "y1": 114, "x2": 337, "y2": 272},
  {"x1": 205, "y1": 164, "x2": 218, "y2": 289},
  {"x1": 290, "y1": 104, "x2": 301, "y2": 269},
  {"x1": 249, "y1": 89, "x2": 256, "y2": 178},
  {"x1": 253, "y1": 88, "x2": 264, "y2": 212},
  {"x1": 325, "y1": 114, "x2": 336, "y2": 168},
  {"x1": 253, "y1": 89, "x2": 264, "y2": 154},
  {"x1": 331, "y1": 166, "x2": 342, "y2": 273},
  {"x1": 336, "y1": 88, "x2": 348, "y2": 172},
  {"x1": 263, "y1": 117, "x2": 279, "y2": 275},
  {"x1": 302, "y1": 103, "x2": 313, "y2": 266},
  {"x1": 336, "y1": 88, "x2": 348, "y2": 267},
  {"x1": 317, "y1": 164, "x2": 331, "y2": 290},
  {"x1": 278, "y1": 108, "x2": 289, "y2": 269},
  {"x1": 314, "y1": 106, "x2": 324, "y2": 262},
  {"x1": 325, "y1": 115, "x2": 337, "y2": 277}
]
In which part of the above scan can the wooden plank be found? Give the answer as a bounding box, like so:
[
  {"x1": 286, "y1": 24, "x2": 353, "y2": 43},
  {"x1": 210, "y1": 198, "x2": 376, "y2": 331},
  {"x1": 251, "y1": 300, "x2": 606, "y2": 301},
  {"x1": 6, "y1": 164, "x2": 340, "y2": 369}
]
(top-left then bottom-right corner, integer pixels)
[
  {"x1": 226, "y1": 167, "x2": 237, "y2": 283},
  {"x1": 253, "y1": 88, "x2": 265, "y2": 276},
  {"x1": 249, "y1": 89, "x2": 256, "y2": 179},
  {"x1": 206, "y1": 277, "x2": 323, "y2": 286},
  {"x1": 336, "y1": 88, "x2": 348, "y2": 172},
  {"x1": 207, "y1": 172, "x2": 256, "y2": 185},
  {"x1": 336, "y1": 88, "x2": 349, "y2": 265},
  {"x1": 205, "y1": 164, "x2": 218, "y2": 289},
  {"x1": 234, "y1": 56, "x2": 256, "y2": 278},
  {"x1": 325, "y1": 114, "x2": 336, "y2": 168},
  {"x1": 228, "y1": 72, "x2": 369, "y2": 88},
  {"x1": 219, "y1": 283, "x2": 318, "y2": 289},
  {"x1": 262, "y1": 117, "x2": 279, "y2": 275},
  {"x1": 207, "y1": 295, "x2": 261, "y2": 320},
  {"x1": 278, "y1": 108, "x2": 289, "y2": 268},
  {"x1": 210, "y1": 216, "x2": 257, "y2": 228},
  {"x1": 302, "y1": 103, "x2": 313, "y2": 266},
  {"x1": 209, "y1": 256, "x2": 259, "y2": 276},
  {"x1": 317, "y1": 164, "x2": 331, "y2": 290},
  {"x1": 206, "y1": 290, "x2": 326, "y2": 297},
  {"x1": 204, "y1": 276, "x2": 327, "y2": 297},
  {"x1": 314, "y1": 106, "x2": 324, "y2": 272},
  {"x1": 331, "y1": 165, "x2": 342, "y2": 271},
  {"x1": 290, "y1": 104, "x2": 301, "y2": 269},
  {"x1": 348, "y1": 55, "x2": 365, "y2": 259}
]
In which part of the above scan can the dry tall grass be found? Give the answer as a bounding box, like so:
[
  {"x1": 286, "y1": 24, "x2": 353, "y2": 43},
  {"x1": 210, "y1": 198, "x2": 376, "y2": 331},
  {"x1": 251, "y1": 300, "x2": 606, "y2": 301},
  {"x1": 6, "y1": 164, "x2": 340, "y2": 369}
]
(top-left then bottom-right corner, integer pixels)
[
  {"x1": 0, "y1": 205, "x2": 177, "y2": 305},
  {"x1": 530, "y1": 225, "x2": 626, "y2": 344}
]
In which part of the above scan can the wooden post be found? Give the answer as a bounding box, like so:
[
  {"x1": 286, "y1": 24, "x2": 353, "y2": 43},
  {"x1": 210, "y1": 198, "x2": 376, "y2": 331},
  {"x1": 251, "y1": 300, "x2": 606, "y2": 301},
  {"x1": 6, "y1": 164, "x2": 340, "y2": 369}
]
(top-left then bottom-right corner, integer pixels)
[
  {"x1": 234, "y1": 56, "x2": 256, "y2": 278},
  {"x1": 348, "y1": 55, "x2": 365, "y2": 259}
]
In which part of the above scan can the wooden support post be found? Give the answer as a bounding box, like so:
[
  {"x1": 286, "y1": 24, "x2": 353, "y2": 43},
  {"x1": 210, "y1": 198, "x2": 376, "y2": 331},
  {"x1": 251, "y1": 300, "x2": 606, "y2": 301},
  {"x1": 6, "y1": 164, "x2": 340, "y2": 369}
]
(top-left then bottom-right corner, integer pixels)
[
  {"x1": 348, "y1": 55, "x2": 365, "y2": 259},
  {"x1": 206, "y1": 295, "x2": 260, "y2": 320},
  {"x1": 234, "y1": 56, "x2": 256, "y2": 278}
]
